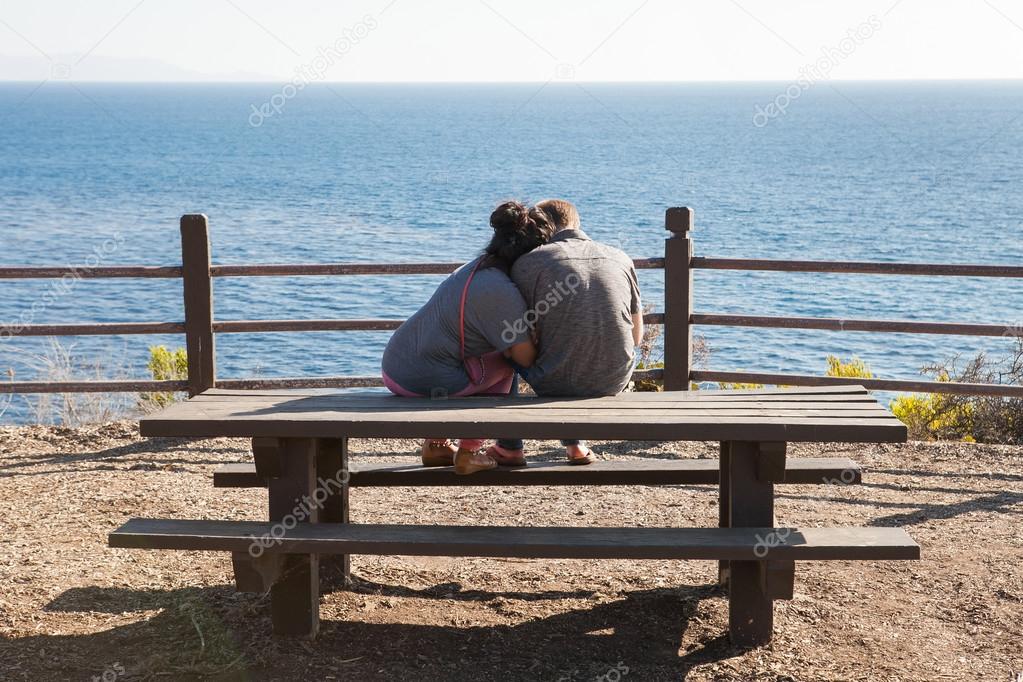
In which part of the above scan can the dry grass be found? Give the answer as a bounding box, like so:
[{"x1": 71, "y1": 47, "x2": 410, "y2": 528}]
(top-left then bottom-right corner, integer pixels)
[
  {"x1": 5, "y1": 338, "x2": 137, "y2": 426},
  {"x1": 0, "y1": 423, "x2": 1021, "y2": 681}
]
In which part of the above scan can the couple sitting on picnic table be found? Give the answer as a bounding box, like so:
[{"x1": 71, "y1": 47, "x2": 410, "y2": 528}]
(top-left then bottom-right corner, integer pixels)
[{"x1": 382, "y1": 199, "x2": 644, "y2": 474}]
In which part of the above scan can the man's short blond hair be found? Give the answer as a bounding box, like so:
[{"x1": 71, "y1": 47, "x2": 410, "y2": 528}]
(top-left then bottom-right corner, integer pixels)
[{"x1": 536, "y1": 199, "x2": 581, "y2": 231}]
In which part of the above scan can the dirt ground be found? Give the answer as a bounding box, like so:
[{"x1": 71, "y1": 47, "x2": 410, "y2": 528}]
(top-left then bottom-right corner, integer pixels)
[{"x1": 0, "y1": 422, "x2": 1020, "y2": 681}]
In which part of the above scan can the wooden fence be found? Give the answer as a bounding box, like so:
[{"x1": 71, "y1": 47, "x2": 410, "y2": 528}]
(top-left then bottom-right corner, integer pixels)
[{"x1": 2, "y1": 208, "x2": 1022, "y2": 399}]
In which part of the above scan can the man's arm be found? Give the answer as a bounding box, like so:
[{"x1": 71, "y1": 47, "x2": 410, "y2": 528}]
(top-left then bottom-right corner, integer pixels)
[{"x1": 627, "y1": 262, "x2": 643, "y2": 347}]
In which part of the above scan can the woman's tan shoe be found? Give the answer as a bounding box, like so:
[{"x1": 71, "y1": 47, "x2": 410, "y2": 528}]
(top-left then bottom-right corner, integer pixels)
[
  {"x1": 454, "y1": 447, "x2": 498, "y2": 475},
  {"x1": 566, "y1": 444, "x2": 595, "y2": 466},
  {"x1": 420, "y1": 439, "x2": 457, "y2": 467}
]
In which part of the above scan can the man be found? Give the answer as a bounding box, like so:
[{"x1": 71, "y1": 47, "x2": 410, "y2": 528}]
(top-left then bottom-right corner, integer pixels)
[{"x1": 488, "y1": 199, "x2": 643, "y2": 465}]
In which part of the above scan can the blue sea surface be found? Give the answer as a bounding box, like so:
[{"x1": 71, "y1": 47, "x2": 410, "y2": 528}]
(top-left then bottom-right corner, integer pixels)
[{"x1": 1, "y1": 82, "x2": 1021, "y2": 423}]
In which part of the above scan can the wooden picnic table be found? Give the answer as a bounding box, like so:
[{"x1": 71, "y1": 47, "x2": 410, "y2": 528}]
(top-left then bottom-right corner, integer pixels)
[{"x1": 112, "y1": 384, "x2": 918, "y2": 647}]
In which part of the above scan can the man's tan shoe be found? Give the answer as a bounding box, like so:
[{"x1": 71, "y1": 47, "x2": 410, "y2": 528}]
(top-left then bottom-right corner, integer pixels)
[
  {"x1": 566, "y1": 443, "x2": 595, "y2": 466},
  {"x1": 485, "y1": 444, "x2": 527, "y2": 467},
  {"x1": 420, "y1": 439, "x2": 457, "y2": 467},
  {"x1": 454, "y1": 447, "x2": 498, "y2": 475}
]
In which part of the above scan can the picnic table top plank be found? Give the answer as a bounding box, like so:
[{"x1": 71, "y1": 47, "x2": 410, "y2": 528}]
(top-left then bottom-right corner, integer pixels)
[
  {"x1": 140, "y1": 386, "x2": 907, "y2": 443},
  {"x1": 181, "y1": 410, "x2": 898, "y2": 424},
  {"x1": 193, "y1": 392, "x2": 882, "y2": 405},
  {"x1": 187, "y1": 398, "x2": 892, "y2": 413},
  {"x1": 200, "y1": 385, "x2": 872, "y2": 398},
  {"x1": 182, "y1": 403, "x2": 896, "y2": 418}
]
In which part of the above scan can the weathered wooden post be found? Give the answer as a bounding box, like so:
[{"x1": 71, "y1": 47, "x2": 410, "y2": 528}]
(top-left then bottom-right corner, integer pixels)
[
  {"x1": 663, "y1": 207, "x2": 694, "y2": 391},
  {"x1": 180, "y1": 214, "x2": 216, "y2": 396},
  {"x1": 317, "y1": 437, "x2": 351, "y2": 586}
]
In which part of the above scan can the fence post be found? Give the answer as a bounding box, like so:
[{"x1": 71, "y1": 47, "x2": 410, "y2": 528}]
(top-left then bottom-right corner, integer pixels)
[
  {"x1": 663, "y1": 207, "x2": 694, "y2": 391},
  {"x1": 181, "y1": 214, "x2": 216, "y2": 396}
]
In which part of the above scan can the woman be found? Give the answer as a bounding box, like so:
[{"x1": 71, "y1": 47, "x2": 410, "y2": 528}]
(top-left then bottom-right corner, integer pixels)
[{"x1": 381, "y1": 201, "x2": 556, "y2": 474}]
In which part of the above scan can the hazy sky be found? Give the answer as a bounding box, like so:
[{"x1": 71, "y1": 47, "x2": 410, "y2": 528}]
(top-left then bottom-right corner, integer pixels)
[{"x1": 1, "y1": 0, "x2": 1022, "y2": 82}]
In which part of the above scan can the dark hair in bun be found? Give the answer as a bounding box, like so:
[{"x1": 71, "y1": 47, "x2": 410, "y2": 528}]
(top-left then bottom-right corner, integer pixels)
[{"x1": 483, "y1": 201, "x2": 556, "y2": 270}]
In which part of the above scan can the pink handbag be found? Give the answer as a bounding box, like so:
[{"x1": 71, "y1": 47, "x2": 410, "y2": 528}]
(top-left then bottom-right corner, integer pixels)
[{"x1": 459, "y1": 258, "x2": 513, "y2": 387}]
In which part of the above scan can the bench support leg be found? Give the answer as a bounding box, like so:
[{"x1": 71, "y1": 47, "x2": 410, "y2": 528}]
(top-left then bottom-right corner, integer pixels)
[
  {"x1": 232, "y1": 552, "x2": 285, "y2": 593},
  {"x1": 317, "y1": 437, "x2": 351, "y2": 588},
  {"x1": 725, "y1": 440, "x2": 778, "y2": 647},
  {"x1": 761, "y1": 560, "x2": 795, "y2": 601},
  {"x1": 718, "y1": 441, "x2": 731, "y2": 586},
  {"x1": 267, "y1": 437, "x2": 320, "y2": 638}
]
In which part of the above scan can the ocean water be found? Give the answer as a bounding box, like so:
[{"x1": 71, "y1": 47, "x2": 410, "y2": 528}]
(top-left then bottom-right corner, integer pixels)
[{"x1": 1, "y1": 81, "x2": 1021, "y2": 423}]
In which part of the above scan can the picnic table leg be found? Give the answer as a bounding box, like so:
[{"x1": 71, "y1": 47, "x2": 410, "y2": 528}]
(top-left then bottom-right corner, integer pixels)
[
  {"x1": 266, "y1": 437, "x2": 321, "y2": 638},
  {"x1": 317, "y1": 437, "x2": 351, "y2": 588},
  {"x1": 725, "y1": 440, "x2": 778, "y2": 647},
  {"x1": 718, "y1": 441, "x2": 731, "y2": 586}
]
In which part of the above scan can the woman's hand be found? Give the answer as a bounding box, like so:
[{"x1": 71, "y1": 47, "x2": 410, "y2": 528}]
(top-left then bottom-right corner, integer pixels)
[{"x1": 504, "y1": 339, "x2": 537, "y2": 368}]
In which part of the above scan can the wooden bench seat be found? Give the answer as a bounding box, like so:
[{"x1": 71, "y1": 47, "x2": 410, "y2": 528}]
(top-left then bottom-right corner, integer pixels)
[
  {"x1": 212, "y1": 457, "x2": 863, "y2": 488},
  {"x1": 110, "y1": 518, "x2": 920, "y2": 561}
]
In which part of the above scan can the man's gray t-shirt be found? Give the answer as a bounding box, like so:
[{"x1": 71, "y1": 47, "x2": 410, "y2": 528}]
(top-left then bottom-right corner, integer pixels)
[
  {"x1": 382, "y1": 258, "x2": 532, "y2": 396},
  {"x1": 511, "y1": 229, "x2": 641, "y2": 397}
]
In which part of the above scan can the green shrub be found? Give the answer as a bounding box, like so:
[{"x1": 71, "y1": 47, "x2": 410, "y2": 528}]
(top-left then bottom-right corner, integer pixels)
[
  {"x1": 826, "y1": 355, "x2": 873, "y2": 379},
  {"x1": 889, "y1": 340, "x2": 1022, "y2": 444},
  {"x1": 140, "y1": 346, "x2": 188, "y2": 409},
  {"x1": 629, "y1": 338, "x2": 1020, "y2": 445},
  {"x1": 890, "y1": 383, "x2": 975, "y2": 443},
  {"x1": 633, "y1": 360, "x2": 665, "y2": 392}
]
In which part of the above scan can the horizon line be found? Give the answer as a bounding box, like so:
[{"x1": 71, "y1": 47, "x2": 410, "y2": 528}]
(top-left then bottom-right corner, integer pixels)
[{"x1": 2, "y1": 77, "x2": 1023, "y2": 85}]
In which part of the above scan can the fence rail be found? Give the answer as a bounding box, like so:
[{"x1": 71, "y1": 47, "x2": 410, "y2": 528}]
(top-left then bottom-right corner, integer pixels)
[
  {"x1": 211, "y1": 368, "x2": 667, "y2": 392},
  {"x1": 691, "y1": 314, "x2": 1020, "y2": 338},
  {"x1": 9, "y1": 322, "x2": 186, "y2": 337},
  {"x1": 2, "y1": 369, "x2": 665, "y2": 394},
  {"x1": 212, "y1": 313, "x2": 669, "y2": 334},
  {"x1": 0, "y1": 266, "x2": 183, "y2": 279},
  {"x1": 4, "y1": 315, "x2": 669, "y2": 337},
  {"x1": 211, "y1": 258, "x2": 667, "y2": 277},
  {"x1": 691, "y1": 371, "x2": 1023, "y2": 399},
  {"x1": 7, "y1": 256, "x2": 1021, "y2": 279},
  {"x1": 1, "y1": 209, "x2": 1019, "y2": 401},
  {"x1": 0, "y1": 259, "x2": 665, "y2": 281},
  {"x1": 691, "y1": 258, "x2": 1023, "y2": 278},
  {"x1": 2, "y1": 380, "x2": 189, "y2": 394}
]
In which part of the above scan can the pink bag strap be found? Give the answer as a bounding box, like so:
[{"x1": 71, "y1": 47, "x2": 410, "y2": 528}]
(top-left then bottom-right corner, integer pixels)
[{"x1": 458, "y1": 257, "x2": 484, "y2": 362}]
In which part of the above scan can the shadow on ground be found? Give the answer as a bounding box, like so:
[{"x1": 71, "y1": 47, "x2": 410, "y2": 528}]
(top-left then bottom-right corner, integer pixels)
[
  {"x1": 777, "y1": 487, "x2": 1023, "y2": 527},
  {"x1": 6, "y1": 580, "x2": 741, "y2": 680},
  {"x1": 0, "y1": 436, "x2": 243, "y2": 477}
]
